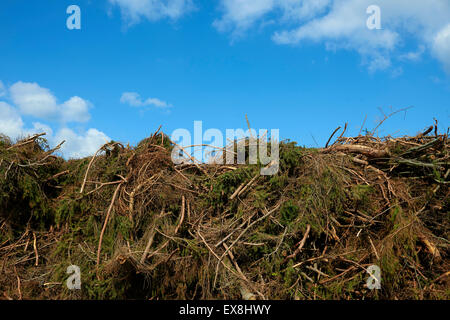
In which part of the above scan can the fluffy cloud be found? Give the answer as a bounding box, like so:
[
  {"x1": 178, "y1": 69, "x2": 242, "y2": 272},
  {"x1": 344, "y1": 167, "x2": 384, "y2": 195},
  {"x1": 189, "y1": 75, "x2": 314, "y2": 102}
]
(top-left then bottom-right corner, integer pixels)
[
  {"x1": 60, "y1": 96, "x2": 91, "y2": 123},
  {"x1": 0, "y1": 102, "x2": 25, "y2": 138},
  {"x1": 120, "y1": 92, "x2": 171, "y2": 108},
  {"x1": 399, "y1": 45, "x2": 426, "y2": 62},
  {"x1": 109, "y1": 0, "x2": 194, "y2": 25},
  {"x1": 432, "y1": 24, "x2": 450, "y2": 73},
  {"x1": 54, "y1": 128, "x2": 110, "y2": 159},
  {"x1": 213, "y1": 0, "x2": 276, "y2": 35},
  {"x1": 215, "y1": 0, "x2": 450, "y2": 72},
  {"x1": 9, "y1": 81, "x2": 91, "y2": 123},
  {"x1": 214, "y1": 0, "x2": 331, "y2": 36},
  {"x1": 0, "y1": 81, "x2": 109, "y2": 158}
]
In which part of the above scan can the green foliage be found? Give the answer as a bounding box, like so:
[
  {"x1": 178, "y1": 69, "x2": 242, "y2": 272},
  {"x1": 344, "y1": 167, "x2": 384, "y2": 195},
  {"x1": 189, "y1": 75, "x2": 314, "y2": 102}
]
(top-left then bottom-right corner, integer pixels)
[
  {"x1": 207, "y1": 166, "x2": 257, "y2": 208},
  {"x1": 352, "y1": 185, "x2": 375, "y2": 210},
  {"x1": 280, "y1": 200, "x2": 299, "y2": 225},
  {"x1": 279, "y1": 141, "x2": 304, "y2": 175},
  {"x1": 0, "y1": 131, "x2": 448, "y2": 300}
]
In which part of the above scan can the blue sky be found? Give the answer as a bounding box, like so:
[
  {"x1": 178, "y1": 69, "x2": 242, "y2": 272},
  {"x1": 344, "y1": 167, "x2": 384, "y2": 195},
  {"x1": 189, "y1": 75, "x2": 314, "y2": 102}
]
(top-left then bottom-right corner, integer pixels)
[{"x1": 0, "y1": 0, "x2": 449, "y2": 158}]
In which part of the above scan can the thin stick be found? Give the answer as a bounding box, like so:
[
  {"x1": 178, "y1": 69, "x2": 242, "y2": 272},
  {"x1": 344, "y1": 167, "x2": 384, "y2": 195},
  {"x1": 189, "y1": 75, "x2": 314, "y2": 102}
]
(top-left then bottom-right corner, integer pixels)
[
  {"x1": 220, "y1": 204, "x2": 280, "y2": 261},
  {"x1": 223, "y1": 243, "x2": 257, "y2": 300},
  {"x1": 245, "y1": 114, "x2": 254, "y2": 139},
  {"x1": 325, "y1": 126, "x2": 341, "y2": 148},
  {"x1": 45, "y1": 170, "x2": 70, "y2": 182},
  {"x1": 174, "y1": 196, "x2": 185, "y2": 234},
  {"x1": 229, "y1": 174, "x2": 259, "y2": 201},
  {"x1": 283, "y1": 224, "x2": 310, "y2": 264},
  {"x1": 80, "y1": 144, "x2": 107, "y2": 194},
  {"x1": 368, "y1": 236, "x2": 379, "y2": 260},
  {"x1": 359, "y1": 115, "x2": 367, "y2": 136},
  {"x1": 337, "y1": 123, "x2": 348, "y2": 141},
  {"x1": 85, "y1": 180, "x2": 123, "y2": 197},
  {"x1": 14, "y1": 266, "x2": 22, "y2": 300},
  {"x1": 306, "y1": 265, "x2": 329, "y2": 278},
  {"x1": 371, "y1": 106, "x2": 413, "y2": 136},
  {"x1": 198, "y1": 230, "x2": 265, "y2": 300},
  {"x1": 140, "y1": 231, "x2": 156, "y2": 264},
  {"x1": 171, "y1": 141, "x2": 209, "y2": 177},
  {"x1": 7, "y1": 133, "x2": 46, "y2": 150},
  {"x1": 96, "y1": 183, "x2": 123, "y2": 272},
  {"x1": 33, "y1": 232, "x2": 39, "y2": 266}
]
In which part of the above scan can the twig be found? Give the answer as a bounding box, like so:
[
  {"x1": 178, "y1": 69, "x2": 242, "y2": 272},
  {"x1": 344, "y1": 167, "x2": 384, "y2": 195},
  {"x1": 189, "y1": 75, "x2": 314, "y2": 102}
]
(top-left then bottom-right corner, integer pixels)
[
  {"x1": 267, "y1": 227, "x2": 287, "y2": 257},
  {"x1": 325, "y1": 126, "x2": 341, "y2": 148},
  {"x1": 174, "y1": 196, "x2": 185, "y2": 234},
  {"x1": 359, "y1": 115, "x2": 367, "y2": 136},
  {"x1": 140, "y1": 230, "x2": 156, "y2": 264},
  {"x1": 223, "y1": 243, "x2": 257, "y2": 300},
  {"x1": 306, "y1": 265, "x2": 329, "y2": 278},
  {"x1": 85, "y1": 180, "x2": 124, "y2": 197},
  {"x1": 371, "y1": 107, "x2": 413, "y2": 136},
  {"x1": 96, "y1": 182, "x2": 123, "y2": 273},
  {"x1": 45, "y1": 170, "x2": 70, "y2": 182},
  {"x1": 337, "y1": 123, "x2": 348, "y2": 141},
  {"x1": 245, "y1": 114, "x2": 254, "y2": 139},
  {"x1": 198, "y1": 230, "x2": 264, "y2": 300},
  {"x1": 14, "y1": 266, "x2": 22, "y2": 300},
  {"x1": 230, "y1": 174, "x2": 259, "y2": 200},
  {"x1": 283, "y1": 224, "x2": 310, "y2": 264},
  {"x1": 220, "y1": 204, "x2": 280, "y2": 261},
  {"x1": 171, "y1": 141, "x2": 210, "y2": 177},
  {"x1": 80, "y1": 143, "x2": 108, "y2": 194},
  {"x1": 433, "y1": 271, "x2": 450, "y2": 283},
  {"x1": 32, "y1": 232, "x2": 39, "y2": 266},
  {"x1": 418, "y1": 126, "x2": 433, "y2": 137},
  {"x1": 368, "y1": 236, "x2": 379, "y2": 260},
  {"x1": 7, "y1": 133, "x2": 46, "y2": 150}
]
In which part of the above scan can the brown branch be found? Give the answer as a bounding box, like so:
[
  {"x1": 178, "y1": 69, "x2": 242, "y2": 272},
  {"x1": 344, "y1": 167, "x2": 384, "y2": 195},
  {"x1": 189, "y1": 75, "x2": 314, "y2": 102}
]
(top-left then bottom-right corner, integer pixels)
[
  {"x1": 337, "y1": 123, "x2": 348, "y2": 140},
  {"x1": 322, "y1": 144, "x2": 390, "y2": 158},
  {"x1": 7, "y1": 133, "x2": 46, "y2": 150},
  {"x1": 230, "y1": 174, "x2": 259, "y2": 200},
  {"x1": 32, "y1": 232, "x2": 39, "y2": 266},
  {"x1": 96, "y1": 183, "x2": 123, "y2": 274},
  {"x1": 80, "y1": 143, "x2": 108, "y2": 194},
  {"x1": 283, "y1": 224, "x2": 310, "y2": 264},
  {"x1": 45, "y1": 170, "x2": 70, "y2": 182},
  {"x1": 174, "y1": 196, "x2": 185, "y2": 234},
  {"x1": 371, "y1": 106, "x2": 413, "y2": 135},
  {"x1": 325, "y1": 126, "x2": 341, "y2": 148},
  {"x1": 14, "y1": 266, "x2": 22, "y2": 300}
]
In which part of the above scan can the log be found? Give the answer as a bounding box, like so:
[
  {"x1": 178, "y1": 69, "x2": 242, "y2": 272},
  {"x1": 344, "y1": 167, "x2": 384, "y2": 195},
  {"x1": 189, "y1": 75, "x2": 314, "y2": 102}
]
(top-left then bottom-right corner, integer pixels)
[{"x1": 321, "y1": 144, "x2": 389, "y2": 158}]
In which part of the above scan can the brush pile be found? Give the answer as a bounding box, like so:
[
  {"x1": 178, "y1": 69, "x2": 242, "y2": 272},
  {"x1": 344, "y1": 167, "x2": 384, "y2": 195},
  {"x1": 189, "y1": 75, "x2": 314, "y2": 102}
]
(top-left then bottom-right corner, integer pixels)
[{"x1": 0, "y1": 124, "x2": 448, "y2": 300}]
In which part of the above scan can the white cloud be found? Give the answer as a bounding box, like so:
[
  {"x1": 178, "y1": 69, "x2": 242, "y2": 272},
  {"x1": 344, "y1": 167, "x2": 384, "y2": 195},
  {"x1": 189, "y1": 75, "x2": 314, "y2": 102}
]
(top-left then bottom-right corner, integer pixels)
[
  {"x1": 109, "y1": 0, "x2": 194, "y2": 25},
  {"x1": 60, "y1": 96, "x2": 91, "y2": 123},
  {"x1": 214, "y1": 0, "x2": 331, "y2": 37},
  {"x1": 54, "y1": 128, "x2": 110, "y2": 159},
  {"x1": 10, "y1": 82, "x2": 58, "y2": 119},
  {"x1": 213, "y1": 0, "x2": 275, "y2": 36},
  {"x1": 399, "y1": 45, "x2": 425, "y2": 62},
  {"x1": 432, "y1": 23, "x2": 450, "y2": 73},
  {"x1": 277, "y1": 0, "x2": 331, "y2": 22},
  {"x1": 120, "y1": 91, "x2": 171, "y2": 108},
  {"x1": 0, "y1": 101, "x2": 25, "y2": 138},
  {"x1": 0, "y1": 105, "x2": 109, "y2": 158},
  {"x1": 29, "y1": 122, "x2": 54, "y2": 137},
  {"x1": 215, "y1": 0, "x2": 450, "y2": 73},
  {"x1": 0, "y1": 81, "x2": 109, "y2": 158},
  {"x1": 9, "y1": 81, "x2": 90, "y2": 123}
]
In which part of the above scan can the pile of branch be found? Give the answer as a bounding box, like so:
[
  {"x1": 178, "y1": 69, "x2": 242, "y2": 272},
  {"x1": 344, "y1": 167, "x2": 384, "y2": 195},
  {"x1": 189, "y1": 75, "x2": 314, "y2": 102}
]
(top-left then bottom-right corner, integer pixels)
[{"x1": 0, "y1": 124, "x2": 448, "y2": 301}]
